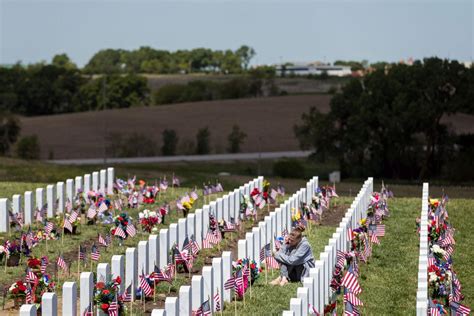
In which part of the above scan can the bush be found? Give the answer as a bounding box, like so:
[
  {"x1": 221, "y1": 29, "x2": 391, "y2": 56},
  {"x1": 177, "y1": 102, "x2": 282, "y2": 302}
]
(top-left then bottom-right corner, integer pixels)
[
  {"x1": 196, "y1": 127, "x2": 211, "y2": 155},
  {"x1": 16, "y1": 135, "x2": 40, "y2": 159},
  {"x1": 161, "y1": 129, "x2": 178, "y2": 156},
  {"x1": 273, "y1": 159, "x2": 305, "y2": 178},
  {"x1": 105, "y1": 132, "x2": 158, "y2": 158},
  {"x1": 227, "y1": 125, "x2": 247, "y2": 153}
]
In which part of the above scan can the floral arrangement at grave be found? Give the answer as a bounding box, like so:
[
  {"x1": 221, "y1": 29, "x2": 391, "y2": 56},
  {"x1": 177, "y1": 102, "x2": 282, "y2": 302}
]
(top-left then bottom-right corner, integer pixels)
[
  {"x1": 182, "y1": 197, "x2": 195, "y2": 217},
  {"x1": 0, "y1": 240, "x2": 23, "y2": 266},
  {"x1": 139, "y1": 209, "x2": 161, "y2": 233},
  {"x1": 94, "y1": 276, "x2": 124, "y2": 314},
  {"x1": 209, "y1": 214, "x2": 219, "y2": 232},
  {"x1": 428, "y1": 259, "x2": 452, "y2": 303},
  {"x1": 239, "y1": 194, "x2": 253, "y2": 217},
  {"x1": 111, "y1": 213, "x2": 134, "y2": 240},
  {"x1": 159, "y1": 204, "x2": 169, "y2": 224},
  {"x1": 233, "y1": 258, "x2": 261, "y2": 298},
  {"x1": 8, "y1": 281, "x2": 28, "y2": 307},
  {"x1": 350, "y1": 219, "x2": 369, "y2": 252},
  {"x1": 291, "y1": 208, "x2": 307, "y2": 228},
  {"x1": 143, "y1": 187, "x2": 157, "y2": 204},
  {"x1": 324, "y1": 302, "x2": 337, "y2": 315}
]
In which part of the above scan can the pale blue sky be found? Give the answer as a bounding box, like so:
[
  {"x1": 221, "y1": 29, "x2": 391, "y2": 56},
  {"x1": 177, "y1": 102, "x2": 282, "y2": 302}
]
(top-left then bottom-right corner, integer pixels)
[{"x1": 0, "y1": 0, "x2": 472, "y2": 67}]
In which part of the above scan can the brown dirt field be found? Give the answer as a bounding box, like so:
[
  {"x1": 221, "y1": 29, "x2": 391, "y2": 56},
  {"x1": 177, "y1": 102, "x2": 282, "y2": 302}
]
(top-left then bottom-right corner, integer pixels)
[{"x1": 19, "y1": 95, "x2": 332, "y2": 159}]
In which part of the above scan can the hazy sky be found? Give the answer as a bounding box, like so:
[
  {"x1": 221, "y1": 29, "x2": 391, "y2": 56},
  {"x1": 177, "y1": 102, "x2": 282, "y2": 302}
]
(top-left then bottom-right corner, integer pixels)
[{"x1": 1, "y1": 0, "x2": 472, "y2": 67}]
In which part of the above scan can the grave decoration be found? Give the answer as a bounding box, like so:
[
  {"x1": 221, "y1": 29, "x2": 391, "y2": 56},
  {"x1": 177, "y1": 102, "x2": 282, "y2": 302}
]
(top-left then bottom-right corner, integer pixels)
[
  {"x1": 426, "y1": 195, "x2": 471, "y2": 314},
  {"x1": 139, "y1": 209, "x2": 161, "y2": 233},
  {"x1": 94, "y1": 276, "x2": 124, "y2": 314}
]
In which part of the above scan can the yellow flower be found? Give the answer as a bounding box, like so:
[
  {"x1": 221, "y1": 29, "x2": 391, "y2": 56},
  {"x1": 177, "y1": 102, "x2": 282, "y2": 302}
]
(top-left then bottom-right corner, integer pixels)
[
  {"x1": 359, "y1": 218, "x2": 366, "y2": 226},
  {"x1": 183, "y1": 202, "x2": 192, "y2": 210}
]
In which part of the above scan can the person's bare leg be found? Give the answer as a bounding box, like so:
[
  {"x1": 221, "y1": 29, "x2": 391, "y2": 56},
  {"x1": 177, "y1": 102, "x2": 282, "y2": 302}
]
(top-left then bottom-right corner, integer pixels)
[{"x1": 270, "y1": 276, "x2": 281, "y2": 285}]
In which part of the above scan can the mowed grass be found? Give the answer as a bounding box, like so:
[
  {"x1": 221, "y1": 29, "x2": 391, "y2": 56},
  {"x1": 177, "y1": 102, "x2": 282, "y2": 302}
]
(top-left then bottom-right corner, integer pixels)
[
  {"x1": 447, "y1": 199, "x2": 474, "y2": 309},
  {"x1": 222, "y1": 225, "x2": 338, "y2": 315},
  {"x1": 0, "y1": 182, "x2": 48, "y2": 199}
]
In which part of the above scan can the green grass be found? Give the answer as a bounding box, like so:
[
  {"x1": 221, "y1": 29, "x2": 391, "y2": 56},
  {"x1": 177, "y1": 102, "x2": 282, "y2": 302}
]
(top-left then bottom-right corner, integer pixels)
[
  {"x1": 222, "y1": 225, "x2": 337, "y2": 316},
  {"x1": 355, "y1": 198, "x2": 420, "y2": 315},
  {"x1": 0, "y1": 182, "x2": 48, "y2": 199},
  {"x1": 447, "y1": 199, "x2": 474, "y2": 309}
]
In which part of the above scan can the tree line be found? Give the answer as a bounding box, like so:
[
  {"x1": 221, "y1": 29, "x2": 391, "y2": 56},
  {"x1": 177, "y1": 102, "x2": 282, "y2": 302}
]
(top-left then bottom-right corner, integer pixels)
[{"x1": 295, "y1": 57, "x2": 474, "y2": 181}]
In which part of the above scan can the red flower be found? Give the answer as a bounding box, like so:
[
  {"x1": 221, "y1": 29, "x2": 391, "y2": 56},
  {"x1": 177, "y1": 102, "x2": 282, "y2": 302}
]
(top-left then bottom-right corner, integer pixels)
[
  {"x1": 118, "y1": 217, "x2": 123, "y2": 221},
  {"x1": 101, "y1": 303, "x2": 109, "y2": 311},
  {"x1": 103, "y1": 290, "x2": 110, "y2": 295},
  {"x1": 96, "y1": 282, "x2": 105, "y2": 289},
  {"x1": 115, "y1": 276, "x2": 121, "y2": 284},
  {"x1": 124, "y1": 221, "x2": 128, "y2": 226}
]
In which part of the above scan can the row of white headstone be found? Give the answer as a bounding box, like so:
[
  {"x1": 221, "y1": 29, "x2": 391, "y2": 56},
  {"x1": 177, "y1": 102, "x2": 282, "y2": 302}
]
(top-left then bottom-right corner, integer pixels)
[
  {"x1": 0, "y1": 167, "x2": 115, "y2": 232},
  {"x1": 416, "y1": 183, "x2": 430, "y2": 315},
  {"x1": 149, "y1": 176, "x2": 320, "y2": 315},
  {"x1": 19, "y1": 176, "x2": 264, "y2": 316},
  {"x1": 283, "y1": 177, "x2": 374, "y2": 316}
]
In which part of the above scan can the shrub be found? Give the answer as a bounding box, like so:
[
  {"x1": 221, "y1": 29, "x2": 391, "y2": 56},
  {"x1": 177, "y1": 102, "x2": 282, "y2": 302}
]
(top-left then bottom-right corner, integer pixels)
[
  {"x1": 161, "y1": 129, "x2": 178, "y2": 156},
  {"x1": 196, "y1": 127, "x2": 211, "y2": 155},
  {"x1": 273, "y1": 159, "x2": 305, "y2": 178},
  {"x1": 16, "y1": 135, "x2": 40, "y2": 160},
  {"x1": 227, "y1": 125, "x2": 247, "y2": 153}
]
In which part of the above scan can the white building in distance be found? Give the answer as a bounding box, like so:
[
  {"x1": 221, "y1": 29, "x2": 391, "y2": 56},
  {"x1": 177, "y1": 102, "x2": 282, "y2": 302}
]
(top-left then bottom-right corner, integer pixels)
[{"x1": 275, "y1": 63, "x2": 352, "y2": 77}]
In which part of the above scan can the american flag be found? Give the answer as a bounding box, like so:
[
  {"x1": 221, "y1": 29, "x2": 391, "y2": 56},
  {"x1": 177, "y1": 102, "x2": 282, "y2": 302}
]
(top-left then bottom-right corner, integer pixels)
[
  {"x1": 41, "y1": 256, "x2": 49, "y2": 274},
  {"x1": 160, "y1": 179, "x2": 168, "y2": 191},
  {"x1": 274, "y1": 235, "x2": 282, "y2": 251},
  {"x1": 98, "y1": 202, "x2": 108, "y2": 213},
  {"x1": 270, "y1": 189, "x2": 278, "y2": 202},
  {"x1": 69, "y1": 210, "x2": 79, "y2": 223},
  {"x1": 150, "y1": 265, "x2": 172, "y2": 284},
  {"x1": 341, "y1": 271, "x2": 361, "y2": 295},
  {"x1": 450, "y1": 301, "x2": 470, "y2": 315},
  {"x1": 26, "y1": 268, "x2": 38, "y2": 284},
  {"x1": 370, "y1": 234, "x2": 380, "y2": 245},
  {"x1": 344, "y1": 301, "x2": 361, "y2": 316},
  {"x1": 63, "y1": 218, "x2": 73, "y2": 232},
  {"x1": 214, "y1": 291, "x2": 221, "y2": 312},
  {"x1": 98, "y1": 234, "x2": 108, "y2": 247},
  {"x1": 336, "y1": 250, "x2": 346, "y2": 268},
  {"x1": 215, "y1": 182, "x2": 224, "y2": 192},
  {"x1": 266, "y1": 256, "x2": 279, "y2": 269},
  {"x1": 120, "y1": 285, "x2": 132, "y2": 302},
  {"x1": 428, "y1": 255, "x2": 436, "y2": 267},
  {"x1": 234, "y1": 270, "x2": 244, "y2": 291},
  {"x1": 281, "y1": 228, "x2": 288, "y2": 237},
  {"x1": 344, "y1": 291, "x2": 363, "y2": 306},
  {"x1": 79, "y1": 245, "x2": 86, "y2": 261},
  {"x1": 65, "y1": 199, "x2": 72, "y2": 213},
  {"x1": 196, "y1": 299, "x2": 212, "y2": 316},
  {"x1": 114, "y1": 226, "x2": 127, "y2": 239},
  {"x1": 205, "y1": 230, "x2": 220, "y2": 245},
  {"x1": 172, "y1": 176, "x2": 180, "y2": 187},
  {"x1": 224, "y1": 276, "x2": 235, "y2": 290},
  {"x1": 82, "y1": 306, "x2": 93, "y2": 316},
  {"x1": 139, "y1": 273, "x2": 153, "y2": 297},
  {"x1": 25, "y1": 230, "x2": 33, "y2": 249},
  {"x1": 25, "y1": 285, "x2": 33, "y2": 304},
  {"x1": 87, "y1": 205, "x2": 97, "y2": 219},
  {"x1": 108, "y1": 299, "x2": 118, "y2": 316},
  {"x1": 44, "y1": 221, "x2": 54, "y2": 234},
  {"x1": 165, "y1": 263, "x2": 175, "y2": 279},
  {"x1": 91, "y1": 244, "x2": 100, "y2": 261},
  {"x1": 277, "y1": 184, "x2": 285, "y2": 195},
  {"x1": 126, "y1": 223, "x2": 137, "y2": 237},
  {"x1": 57, "y1": 256, "x2": 68, "y2": 272},
  {"x1": 309, "y1": 303, "x2": 320, "y2": 315}
]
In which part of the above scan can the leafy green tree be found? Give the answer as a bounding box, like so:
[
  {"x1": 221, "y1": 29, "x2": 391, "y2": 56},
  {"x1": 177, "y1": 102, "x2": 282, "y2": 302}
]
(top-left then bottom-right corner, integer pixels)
[
  {"x1": 51, "y1": 54, "x2": 77, "y2": 70},
  {"x1": 16, "y1": 135, "x2": 40, "y2": 159},
  {"x1": 196, "y1": 127, "x2": 211, "y2": 154},
  {"x1": 84, "y1": 49, "x2": 125, "y2": 74},
  {"x1": 227, "y1": 125, "x2": 247, "y2": 153},
  {"x1": 161, "y1": 129, "x2": 178, "y2": 156},
  {"x1": 236, "y1": 45, "x2": 256, "y2": 70},
  {"x1": 0, "y1": 112, "x2": 20, "y2": 155}
]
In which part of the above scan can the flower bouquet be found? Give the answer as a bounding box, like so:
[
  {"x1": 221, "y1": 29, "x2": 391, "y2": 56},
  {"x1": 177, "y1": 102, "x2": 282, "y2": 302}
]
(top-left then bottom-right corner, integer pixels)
[
  {"x1": 94, "y1": 277, "x2": 123, "y2": 314},
  {"x1": 112, "y1": 213, "x2": 133, "y2": 240},
  {"x1": 1, "y1": 240, "x2": 22, "y2": 266},
  {"x1": 232, "y1": 258, "x2": 262, "y2": 299},
  {"x1": 9, "y1": 281, "x2": 28, "y2": 307},
  {"x1": 139, "y1": 209, "x2": 161, "y2": 233}
]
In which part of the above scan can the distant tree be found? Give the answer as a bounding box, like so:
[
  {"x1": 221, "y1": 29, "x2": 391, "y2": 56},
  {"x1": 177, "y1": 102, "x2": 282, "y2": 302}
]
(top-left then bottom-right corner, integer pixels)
[
  {"x1": 161, "y1": 129, "x2": 178, "y2": 156},
  {"x1": 0, "y1": 112, "x2": 20, "y2": 155},
  {"x1": 236, "y1": 45, "x2": 256, "y2": 70},
  {"x1": 51, "y1": 54, "x2": 77, "y2": 70},
  {"x1": 227, "y1": 125, "x2": 247, "y2": 153},
  {"x1": 16, "y1": 135, "x2": 40, "y2": 159},
  {"x1": 196, "y1": 127, "x2": 211, "y2": 154},
  {"x1": 84, "y1": 49, "x2": 125, "y2": 74}
]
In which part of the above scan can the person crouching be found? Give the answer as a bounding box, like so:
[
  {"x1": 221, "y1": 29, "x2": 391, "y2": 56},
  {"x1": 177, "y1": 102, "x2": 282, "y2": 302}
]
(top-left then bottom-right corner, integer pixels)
[{"x1": 270, "y1": 225, "x2": 315, "y2": 286}]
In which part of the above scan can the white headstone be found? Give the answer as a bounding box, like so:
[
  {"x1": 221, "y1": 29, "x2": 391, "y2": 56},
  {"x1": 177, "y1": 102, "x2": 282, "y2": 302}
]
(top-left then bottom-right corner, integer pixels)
[
  {"x1": 111, "y1": 255, "x2": 125, "y2": 293},
  {"x1": 187, "y1": 214, "x2": 196, "y2": 241},
  {"x1": 56, "y1": 182, "x2": 64, "y2": 214},
  {"x1": 148, "y1": 235, "x2": 159, "y2": 274},
  {"x1": 80, "y1": 272, "x2": 94, "y2": 315},
  {"x1": 222, "y1": 251, "x2": 233, "y2": 302},
  {"x1": 138, "y1": 240, "x2": 149, "y2": 275},
  {"x1": 100, "y1": 169, "x2": 107, "y2": 194},
  {"x1": 282, "y1": 311, "x2": 294, "y2": 316},
  {"x1": 195, "y1": 210, "x2": 203, "y2": 248},
  {"x1": 24, "y1": 191, "x2": 33, "y2": 225},
  {"x1": 36, "y1": 188, "x2": 44, "y2": 211},
  {"x1": 223, "y1": 195, "x2": 229, "y2": 222},
  {"x1": 303, "y1": 277, "x2": 314, "y2": 307},
  {"x1": 107, "y1": 167, "x2": 114, "y2": 195},
  {"x1": 252, "y1": 227, "x2": 261, "y2": 267},
  {"x1": 179, "y1": 285, "x2": 192, "y2": 316},
  {"x1": 202, "y1": 266, "x2": 214, "y2": 311},
  {"x1": 84, "y1": 174, "x2": 91, "y2": 193},
  {"x1": 0, "y1": 199, "x2": 9, "y2": 233},
  {"x1": 165, "y1": 297, "x2": 179, "y2": 316},
  {"x1": 210, "y1": 201, "x2": 218, "y2": 221},
  {"x1": 212, "y1": 258, "x2": 223, "y2": 311},
  {"x1": 62, "y1": 282, "x2": 77, "y2": 316},
  {"x1": 178, "y1": 218, "x2": 187, "y2": 250},
  {"x1": 238, "y1": 240, "x2": 247, "y2": 259},
  {"x1": 97, "y1": 263, "x2": 111, "y2": 283},
  {"x1": 290, "y1": 297, "x2": 303, "y2": 316},
  {"x1": 191, "y1": 275, "x2": 204, "y2": 311},
  {"x1": 20, "y1": 305, "x2": 37, "y2": 316},
  {"x1": 92, "y1": 172, "x2": 99, "y2": 191},
  {"x1": 169, "y1": 223, "x2": 178, "y2": 250},
  {"x1": 126, "y1": 248, "x2": 138, "y2": 301},
  {"x1": 12, "y1": 194, "x2": 21, "y2": 214},
  {"x1": 75, "y1": 176, "x2": 83, "y2": 194},
  {"x1": 66, "y1": 179, "x2": 74, "y2": 205},
  {"x1": 203, "y1": 206, "x2": 210, "y2": 233},
  {"x1": 42, "y1": 292, "x2": 57, "y2": 316},
  {"x1": 246, "y1": 232, "x2": 254, "y2": 261},
  {"x1": 151, "y1": 309, "x2": 166, "y2": 316},
  {"x1": 297, "y1": 287, "x2": 309, "y2": 316},
  {"x1": 46, "y1": 184, "x2": 55, "y2": 218},
  {"x1": 159, "y1": 229, "x2": 169, "y2": 268}
]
